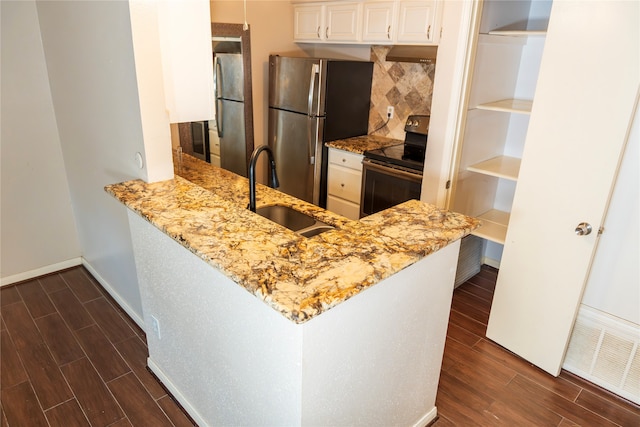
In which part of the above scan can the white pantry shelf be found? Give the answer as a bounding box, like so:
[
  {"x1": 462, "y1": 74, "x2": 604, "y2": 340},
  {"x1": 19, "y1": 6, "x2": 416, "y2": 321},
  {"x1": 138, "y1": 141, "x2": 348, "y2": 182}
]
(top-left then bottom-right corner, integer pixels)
[
  {"x1": 467, "y1": 155, "x2": 521, "y2": 181},
  {"x1": 476, "y1": 99, "x2": 533, "y2": 114},
  {"x1": 488, "y1": 29, "x2": 547, "y2": 37},
  {"x1": 471, "y1": 209, "x2": 510, "y2": 244}
]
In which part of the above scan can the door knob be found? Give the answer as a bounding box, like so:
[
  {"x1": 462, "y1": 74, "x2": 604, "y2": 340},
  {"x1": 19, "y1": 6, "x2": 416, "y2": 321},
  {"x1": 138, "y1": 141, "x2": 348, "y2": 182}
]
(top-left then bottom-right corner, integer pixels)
[{"x1": 575, "y1": 222, "x2": 592, "y2": 236}]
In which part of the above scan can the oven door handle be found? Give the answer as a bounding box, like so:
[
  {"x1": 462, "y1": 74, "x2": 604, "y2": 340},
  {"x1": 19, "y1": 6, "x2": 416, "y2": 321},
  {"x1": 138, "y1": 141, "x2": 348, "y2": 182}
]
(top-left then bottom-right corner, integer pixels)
[{"x1": 362, "y1": 159, "x2": 423, "y2": 181}]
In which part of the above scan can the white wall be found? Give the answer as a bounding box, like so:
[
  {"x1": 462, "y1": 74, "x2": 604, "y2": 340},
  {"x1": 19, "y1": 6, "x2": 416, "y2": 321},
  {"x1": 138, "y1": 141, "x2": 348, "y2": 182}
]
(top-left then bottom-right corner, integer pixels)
[
  {"x1": 0, "y1": 0, "x2": 81, "y2": 283},
  {"x1": 35, "y1": 0, "x2": 146, "y2": 321},
  {"x1": 581, "y1": 100, "x2": 639, "y2": 325}
]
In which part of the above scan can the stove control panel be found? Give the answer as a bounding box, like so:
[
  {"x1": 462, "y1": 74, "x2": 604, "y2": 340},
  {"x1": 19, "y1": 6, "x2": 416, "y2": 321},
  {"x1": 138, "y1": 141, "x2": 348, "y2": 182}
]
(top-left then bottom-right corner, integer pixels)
[{"x1": 404, "y1": 115, "x2": 430, "y2": 136}]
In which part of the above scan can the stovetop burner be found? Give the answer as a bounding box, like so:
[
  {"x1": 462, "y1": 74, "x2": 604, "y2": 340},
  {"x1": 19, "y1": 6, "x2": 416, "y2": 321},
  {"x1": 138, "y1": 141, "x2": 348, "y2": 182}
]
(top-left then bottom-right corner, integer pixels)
[
  {"x1": 364, "y1": 143, "x2": 425, "y2": 172},
  {"x1": 363, "y1": 115, "x2": 429, "y2": 172}
]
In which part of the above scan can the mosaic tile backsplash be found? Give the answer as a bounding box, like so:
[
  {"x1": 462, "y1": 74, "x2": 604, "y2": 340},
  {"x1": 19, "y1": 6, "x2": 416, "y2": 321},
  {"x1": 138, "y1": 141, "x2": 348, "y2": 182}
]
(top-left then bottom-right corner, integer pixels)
[{"x1": 368, "y1": 45, "x2": 436, "y2": 140}]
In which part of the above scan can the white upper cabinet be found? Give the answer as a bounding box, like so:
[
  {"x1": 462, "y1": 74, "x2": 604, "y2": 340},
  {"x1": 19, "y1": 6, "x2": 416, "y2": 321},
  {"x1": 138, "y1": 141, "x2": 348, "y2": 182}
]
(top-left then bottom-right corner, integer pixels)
[
  {"x1": 326, "y1": 2, "x2": 362, "y2": 41},
  {"x1": 362, "y1": 1, "x2": 396, "y2": 43},
  {"x1": 293, "y1": 3, "x2": 325, "y2": 41},
  {"x1": 293, "y1": 1, "x2": 442, "y2": 45},
  {"x1": 396, "y1": 1, "x2": 440, "y2": 44}
]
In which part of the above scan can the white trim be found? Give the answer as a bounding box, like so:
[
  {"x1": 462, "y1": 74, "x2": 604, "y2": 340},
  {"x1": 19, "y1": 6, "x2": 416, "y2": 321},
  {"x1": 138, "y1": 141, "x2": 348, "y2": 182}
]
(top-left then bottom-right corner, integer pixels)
[
  {"x1": 82, "y1": 259, "x2": 145, "y2": 331},
  {"x1": 482, "y1": 256, "x2": 500, "y2": 270},
  {"x1": 412, "y1": 407, "x2": 438, "y2": 427},
  {"x1": 147, "y1": 358, "x2": 209, "y2": 427},
  {"x1": 1, "y1": 257, "x2": 82, "y2": 287}
]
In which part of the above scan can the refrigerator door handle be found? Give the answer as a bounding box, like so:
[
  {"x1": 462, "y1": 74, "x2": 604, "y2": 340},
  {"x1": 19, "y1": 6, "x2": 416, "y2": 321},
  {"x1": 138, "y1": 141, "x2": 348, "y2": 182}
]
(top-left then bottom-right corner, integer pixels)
[
  {"x1": 307, "y1": 63, "x2": 320, "y2": 164},
  {"x1": 307, "y1": 117, "x2": 315, "y2": 165},
  {"x1": 214, "y1": 57, "x2": 223, "y2": 137},
  {"x1": 307, "y1": 63, "x2": 320, "y2": 117}
]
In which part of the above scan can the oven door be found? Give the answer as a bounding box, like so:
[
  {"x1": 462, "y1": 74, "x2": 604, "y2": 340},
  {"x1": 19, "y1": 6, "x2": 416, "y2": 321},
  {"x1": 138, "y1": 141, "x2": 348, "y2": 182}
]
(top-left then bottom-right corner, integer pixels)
[{"x1": 360, "y1": 159, "x2": 423, "y2": 218}]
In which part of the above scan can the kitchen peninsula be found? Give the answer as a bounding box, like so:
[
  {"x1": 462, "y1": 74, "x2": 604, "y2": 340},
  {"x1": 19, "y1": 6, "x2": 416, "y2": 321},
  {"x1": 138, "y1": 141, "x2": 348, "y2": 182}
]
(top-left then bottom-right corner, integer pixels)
[{"x1": 106, "y1": 154, "x2": 479, "y2": 427}]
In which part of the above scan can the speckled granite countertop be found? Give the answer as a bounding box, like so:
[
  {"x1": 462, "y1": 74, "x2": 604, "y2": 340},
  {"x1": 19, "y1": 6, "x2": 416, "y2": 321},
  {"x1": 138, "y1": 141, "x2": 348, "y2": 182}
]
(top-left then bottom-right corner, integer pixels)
[
  {"x1": 106, "y1": 154, "x2": 480, "y2": 324},
  {"x1": 326, "y1": 134, "x2": 402, "y2": 154}
]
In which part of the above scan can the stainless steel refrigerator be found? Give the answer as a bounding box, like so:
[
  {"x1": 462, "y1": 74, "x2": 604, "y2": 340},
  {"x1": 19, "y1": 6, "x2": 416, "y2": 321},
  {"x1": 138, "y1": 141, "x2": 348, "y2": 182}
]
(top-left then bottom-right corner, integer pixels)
[
  {"x1": 268, "y1": 55, "x2": 373, "y2": 207},
  {"x1": 214, "y1": 51, "x2": 247, "y2": 176}
]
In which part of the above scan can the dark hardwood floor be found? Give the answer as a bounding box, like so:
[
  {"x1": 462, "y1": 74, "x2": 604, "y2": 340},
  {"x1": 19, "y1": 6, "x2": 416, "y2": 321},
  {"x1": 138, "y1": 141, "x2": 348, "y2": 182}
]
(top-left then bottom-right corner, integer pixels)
[{"x1": 1, "y1": 265, "x2": 639, "y2": 426}]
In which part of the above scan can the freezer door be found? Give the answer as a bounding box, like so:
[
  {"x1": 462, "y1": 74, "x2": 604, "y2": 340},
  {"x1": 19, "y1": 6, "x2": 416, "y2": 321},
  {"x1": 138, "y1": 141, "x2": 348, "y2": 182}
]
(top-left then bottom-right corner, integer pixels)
[
  {"x1": 268, "y1": 108, "x2": 324, "y2": 204},
  {"x1": 214, "y1": 53, "x2": 244, "y2": 102},
  {"x1": 219, "y1": 99, "x2": 247, "y2": 177},
  {"x1": 268, "y1": 55, "x2": 326, "y2": 116}
]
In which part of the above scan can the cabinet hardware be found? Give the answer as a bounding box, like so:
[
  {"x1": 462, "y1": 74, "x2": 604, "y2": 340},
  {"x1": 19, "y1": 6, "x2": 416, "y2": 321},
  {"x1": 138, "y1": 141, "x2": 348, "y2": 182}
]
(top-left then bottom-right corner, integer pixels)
[
  {"x1": 317, "y1": 26, "x2": 320, "y2": 39},
  {"x1": 427, "y1": 25, "x2": 431, "y2": 39},
  {"x1": 326, "y1": 26, "x2": 329, "y2": 39},
  {"x1": 387, "y1": 25, "x2": 391, "y2": 39}
]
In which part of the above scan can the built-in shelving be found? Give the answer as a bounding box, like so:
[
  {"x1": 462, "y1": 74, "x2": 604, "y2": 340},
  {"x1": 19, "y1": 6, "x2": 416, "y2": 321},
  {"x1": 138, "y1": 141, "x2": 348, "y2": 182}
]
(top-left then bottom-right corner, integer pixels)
[
  {"x1": 472, "y1": 209, "x2": 510, "y2": 244},
  {"x1": 488, "y1": 29, "x2": 546, "y2": 37},
  {"x1": 476, "y1": 99, "x2": 532, "y2": 114},
  {"x1": 467, "y1": 155, "x2": 521, "y2": 181},
  {"x1": 450, "y1": 0, "x2": 552, "y2": 269}
]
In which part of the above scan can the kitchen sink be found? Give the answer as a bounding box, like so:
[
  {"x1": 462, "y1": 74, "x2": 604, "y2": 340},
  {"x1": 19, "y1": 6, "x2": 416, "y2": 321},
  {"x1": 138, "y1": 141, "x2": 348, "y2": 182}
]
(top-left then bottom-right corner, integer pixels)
[{"x1": 255, "y1": 205, "x2": 334, "y2": 237}]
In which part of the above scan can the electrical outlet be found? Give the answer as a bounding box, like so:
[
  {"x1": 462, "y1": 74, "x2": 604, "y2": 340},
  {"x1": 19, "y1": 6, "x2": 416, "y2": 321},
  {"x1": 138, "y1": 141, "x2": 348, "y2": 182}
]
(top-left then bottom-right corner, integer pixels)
[
  {"x1": 151, "y1": 315, "x2": 161, "y2": 339},
  {"x1": 387, "y1": 106, "x2": 394, "y2": 119}
]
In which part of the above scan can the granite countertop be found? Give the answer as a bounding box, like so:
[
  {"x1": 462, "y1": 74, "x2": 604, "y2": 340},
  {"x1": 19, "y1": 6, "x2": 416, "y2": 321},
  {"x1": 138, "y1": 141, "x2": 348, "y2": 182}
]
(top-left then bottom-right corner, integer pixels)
[
  {"x1": 106, "y1": 154, "x2": 480, "y2": 324},
  {"x1": 326, "y1": 134, "x2": 402, "y2": 154}
]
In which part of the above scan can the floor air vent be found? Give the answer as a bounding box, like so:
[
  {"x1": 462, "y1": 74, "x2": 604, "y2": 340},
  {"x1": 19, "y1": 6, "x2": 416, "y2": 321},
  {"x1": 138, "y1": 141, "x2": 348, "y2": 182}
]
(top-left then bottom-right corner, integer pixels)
[{"x1": 564, "y1": 306, "x2": 639, "y2": 404}]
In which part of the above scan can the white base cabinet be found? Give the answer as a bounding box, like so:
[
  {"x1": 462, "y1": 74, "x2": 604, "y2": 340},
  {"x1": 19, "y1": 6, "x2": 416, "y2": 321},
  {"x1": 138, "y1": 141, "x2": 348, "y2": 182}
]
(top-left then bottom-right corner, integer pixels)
[{"x1": 326, "y1": 148, "x2": 363, "y2": 220}]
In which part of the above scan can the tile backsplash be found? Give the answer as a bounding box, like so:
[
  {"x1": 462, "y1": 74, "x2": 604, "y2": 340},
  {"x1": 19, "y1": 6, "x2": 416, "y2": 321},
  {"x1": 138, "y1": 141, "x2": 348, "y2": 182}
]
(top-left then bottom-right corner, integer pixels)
[{"x1": 368, "y1": 45, "x2": 436, "y2": 140}]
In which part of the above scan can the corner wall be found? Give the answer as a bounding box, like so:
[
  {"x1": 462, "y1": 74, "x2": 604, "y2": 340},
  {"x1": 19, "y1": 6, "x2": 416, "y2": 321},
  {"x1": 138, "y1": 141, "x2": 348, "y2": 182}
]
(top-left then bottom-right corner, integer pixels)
[
  {"x1": 35, "y1": 0, "x2": 147, "y2": 322},
  {"x1": 0, "y1": 0, "x2": 81, "y2": 283}
]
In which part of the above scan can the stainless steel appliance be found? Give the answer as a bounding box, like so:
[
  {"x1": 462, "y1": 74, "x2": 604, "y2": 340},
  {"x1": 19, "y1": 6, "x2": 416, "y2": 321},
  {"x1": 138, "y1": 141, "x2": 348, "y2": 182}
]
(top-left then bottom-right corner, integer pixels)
[
  {"x1": 189, "y1": 121, "x2": 210, "y2": 162},
  {"x1": 214, "y1": 46, "x2": 248, "y2": 176},
  {"x1": 360, "y1": 115, "x2": 429, "y2": 217},
  {"x1": 268, "y1": 55, "x2": 374, "y2": 207}
]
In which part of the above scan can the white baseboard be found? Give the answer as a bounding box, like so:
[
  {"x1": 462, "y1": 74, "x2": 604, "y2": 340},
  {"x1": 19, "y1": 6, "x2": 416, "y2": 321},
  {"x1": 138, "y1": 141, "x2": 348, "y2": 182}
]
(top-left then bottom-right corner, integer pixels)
[
  {"x1": 482, "y1": 256, "x2": 500, "y2": 269},
  {"x1": 81, "y1": 259, "x2": 145, "y2": 331},
  {"x1": 413, "y1": 407, "x2": 437, "y2": 427},
  {"x1": 1, "y1": 258, "x2": 82, "y2": 287},
  {"x1": 147, "y1": 358, "x2": 208, "y2": 427},
  {"x1": 563, "y1": 305, "x2": 640, "y2": 405}
]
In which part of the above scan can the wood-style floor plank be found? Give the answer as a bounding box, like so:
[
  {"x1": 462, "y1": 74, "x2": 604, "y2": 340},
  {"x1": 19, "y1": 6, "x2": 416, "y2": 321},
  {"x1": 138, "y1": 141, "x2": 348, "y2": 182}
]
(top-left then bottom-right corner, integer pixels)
[
  {"x1": 1, "y1": 382, "x2": 49, "y2": 427},
  {"x1": 15, "y1": 279, "x2": 56, "y2": 319},
  {"x1": 60, "y1": 357, "x2": 124, "y2": 426},
  {"x1": 113, "y1": 336, "x2": 168, "y2": 400},
  {"x1": 0, "y1": 330, "x2": 28, "y2": 390},
  {"x1": 84, "y1": 297, "x2": 137, "y2": 344},
  {"x1": 2, "y1": 265, "x2": 638, "y2": 427},
  {"x1": 74, "y1": 324, "x2": 131, "y2": 382},
  {"x1": 38, "y1": 273, "x2": 68, "y2": 293},
  {"x1": 108, "y1": 373, "x2": 174, "y2": 427},
  {"x1": 48, "y1": 288, "x2": 94, "y2": 331},
  {"x1": 44, "y1": 399, "x2": 91, "y2": 427},
  {"x1": 34, "y1": 313, "x2": 86, "y2": 366},
  {"x1": 2, "y1": 302, "x2": 73, "y2": 409},
  {"x1": 60, "y1": 268, "x2": 103, "y2": 303}
]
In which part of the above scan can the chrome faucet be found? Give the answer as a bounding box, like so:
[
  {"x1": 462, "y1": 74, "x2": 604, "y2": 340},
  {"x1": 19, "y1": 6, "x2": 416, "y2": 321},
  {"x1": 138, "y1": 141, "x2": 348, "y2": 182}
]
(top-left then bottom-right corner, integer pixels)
[{"x1": 248, "y1": 145, "x2": 279, "y2": 212}]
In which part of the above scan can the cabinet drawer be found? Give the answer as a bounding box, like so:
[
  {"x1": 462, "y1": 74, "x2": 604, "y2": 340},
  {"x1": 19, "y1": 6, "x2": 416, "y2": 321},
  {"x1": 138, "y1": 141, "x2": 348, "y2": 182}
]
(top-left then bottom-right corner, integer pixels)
[
  {"x1": 328, "y1": 148, "x2": 363, "y2": 171},
  {"x1": 327, "y1": 195, "x2": 360, "y2": 220},
  {"x1": 327, "y1": 165, "x2": 362, "y2": 203}
]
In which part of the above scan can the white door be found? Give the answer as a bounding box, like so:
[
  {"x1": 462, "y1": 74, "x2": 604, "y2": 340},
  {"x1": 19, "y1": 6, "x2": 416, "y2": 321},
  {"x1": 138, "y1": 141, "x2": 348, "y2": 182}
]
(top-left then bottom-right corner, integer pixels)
[{"x1": 486, "y1": 1, "x2": 639, "y2": 376}]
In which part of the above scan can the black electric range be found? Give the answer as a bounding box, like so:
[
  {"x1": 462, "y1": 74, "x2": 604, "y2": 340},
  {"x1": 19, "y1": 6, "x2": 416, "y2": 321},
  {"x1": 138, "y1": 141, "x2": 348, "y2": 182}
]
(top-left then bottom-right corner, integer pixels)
[{"x1": 363, "y1": 115, "x2": 429, "y2": 172}]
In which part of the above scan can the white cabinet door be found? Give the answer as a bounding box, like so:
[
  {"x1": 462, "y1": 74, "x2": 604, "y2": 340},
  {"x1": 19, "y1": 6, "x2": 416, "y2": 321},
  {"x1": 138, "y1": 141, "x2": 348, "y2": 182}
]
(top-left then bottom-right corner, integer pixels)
[
  {"x1": 293, "y1": 4, "x2": 324, "y2": 41},
  {"x1": 325, "y1": 2, "x2": 362, "y2": 42},
  {"x1": 486, "y1": 1, "x2": 639, "y2": 376},
  {"x1": 362, "y1": 1, "x2": 396, "y2": 43},
  {"x1": 396, "y1": 0, "x2": 439, "y2": 44}
]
